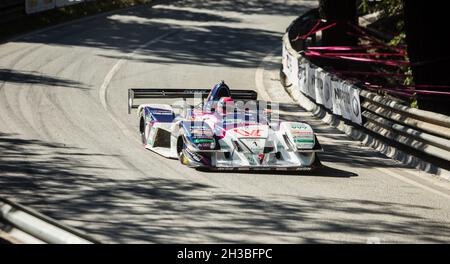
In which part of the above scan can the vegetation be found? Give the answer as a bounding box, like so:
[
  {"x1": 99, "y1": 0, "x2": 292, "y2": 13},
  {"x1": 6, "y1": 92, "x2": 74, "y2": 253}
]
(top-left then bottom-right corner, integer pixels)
[
  {"x1": 0, "y1": 0, "x2": 152, "y2": 41},
  {"x1": 315, "y1": 0, "x2": 450, "y2": 114}
]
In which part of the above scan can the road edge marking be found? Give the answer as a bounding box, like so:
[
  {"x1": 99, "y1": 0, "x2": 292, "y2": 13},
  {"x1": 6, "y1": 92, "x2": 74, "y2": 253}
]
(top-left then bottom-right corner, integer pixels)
[
  {"x1": 99, "y1": 32, "x2": 172, "y2": 138},
  {"x1": 255, "y1": 48, "x2": 279, "y2": 102}
]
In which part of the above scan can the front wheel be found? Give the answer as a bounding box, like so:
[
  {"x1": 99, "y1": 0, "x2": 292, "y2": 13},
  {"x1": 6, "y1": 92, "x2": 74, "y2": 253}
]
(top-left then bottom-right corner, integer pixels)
[
  {"x1": 178, "y1": 149, "x2": 190, "y2": 165},
  {"x1": 177, "y1": 136, "x2": 189, "y2": 165}
]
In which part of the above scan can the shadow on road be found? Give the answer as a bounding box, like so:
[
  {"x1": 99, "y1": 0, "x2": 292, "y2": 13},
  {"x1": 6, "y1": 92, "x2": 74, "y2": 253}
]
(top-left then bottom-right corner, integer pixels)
[
  {"x1": 12, "y1": 1, "x2": 312, "y2": 69},
  {"x1": 1, "y1": 131, "x2": 449, "y2": 243},
  {"x1": 174, "y1": 0, "x2": 317, "y2": 16},
  {"x1": 198, "y1": 165, "x2": 358, "y2": 178},
  {"x1": 0, "y1": 69, "x2": 89, "y2": 90},
  {"x1": 1, "y1": 0, "x2": 449, "y2": 244}
]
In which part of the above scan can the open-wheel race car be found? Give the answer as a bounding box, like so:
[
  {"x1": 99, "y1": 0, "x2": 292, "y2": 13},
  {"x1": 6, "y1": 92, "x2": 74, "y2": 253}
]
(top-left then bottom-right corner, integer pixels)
[{"x1": 128, "y1": 81, "x2": 322, "y2": 171}]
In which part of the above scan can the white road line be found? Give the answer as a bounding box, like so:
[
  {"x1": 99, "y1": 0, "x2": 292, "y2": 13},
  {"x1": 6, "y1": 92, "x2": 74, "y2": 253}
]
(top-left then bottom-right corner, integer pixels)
[
  {"x1": 255, "y1": 49, "x2": 277, "y2": 102},
  {"x1": 256, "y1": 49, "x2": 450, "y2": 201},
  {"x1": 99, "y1": 32, "x2": 172, "y2": 138}
]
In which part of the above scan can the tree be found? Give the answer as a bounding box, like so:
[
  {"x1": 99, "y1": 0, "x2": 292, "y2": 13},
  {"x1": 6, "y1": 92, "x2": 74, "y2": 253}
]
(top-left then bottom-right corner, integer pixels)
[
  {"x1": 318, "y1": 0, "x2": 358, "y2": 70},
  {"x1": 319, "y1": 0, "x2": 358, "y2": 46},
  {"x1": 403, "y1": 0, "x2": 450, "y2": 114}
]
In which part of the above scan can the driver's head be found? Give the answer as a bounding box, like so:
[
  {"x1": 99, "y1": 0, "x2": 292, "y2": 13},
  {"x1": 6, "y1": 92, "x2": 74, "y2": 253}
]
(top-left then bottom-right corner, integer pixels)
[{"x1": 217, "y1": 97, "x2": 234, "y2": 115}]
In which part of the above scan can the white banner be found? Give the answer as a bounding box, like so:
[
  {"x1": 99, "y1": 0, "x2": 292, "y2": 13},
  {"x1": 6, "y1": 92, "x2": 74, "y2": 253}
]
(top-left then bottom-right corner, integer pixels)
[
  {"x1": 295, "y1": 61, "x2": 362, "y2": 125},
  {"x1": 282, "y1": 44, "x2": 298, "y2": 86},
  {"x1": 26, "y1": 0, "x2": 55, "y2": 14},
  {"x1": 56, "y1": 0, "x2": 83, "y2": 7},
  {"x1": 298, "y1": 63, "x2": 307, "y2": 94},
  {"x1": 322, "y1": 72, "x2": 333, "y2": 110},
  {"x1": 332, "y1": 79, "x2": 342, "y2": 116},
  {"x1": 314, "y1": 68, "x2": 325, "y2": 105},
  {"x1": 289, "y1": 53, "x2": 299, "y2": 86},
  {"x1": 340, "y1": 82, "x2": 352, "y2": 121},
  {"x1": 306, "y1": 64, "x2": 316, "y2": 101},
  {"x1": 282, "y1": 44, "x2": 289, "y2": 77},
  {"x1": 350, "y1": 85, "x2": 362, "y2": 125},
  {"x1": 330, "y1": 80, "x2": 363, "y2": 125}
]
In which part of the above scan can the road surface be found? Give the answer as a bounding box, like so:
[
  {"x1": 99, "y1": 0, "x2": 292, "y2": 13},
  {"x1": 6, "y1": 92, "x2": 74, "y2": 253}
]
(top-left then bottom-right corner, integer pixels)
[{"x1": 1, "y1": 0, "x2": 450, "y2": 243}]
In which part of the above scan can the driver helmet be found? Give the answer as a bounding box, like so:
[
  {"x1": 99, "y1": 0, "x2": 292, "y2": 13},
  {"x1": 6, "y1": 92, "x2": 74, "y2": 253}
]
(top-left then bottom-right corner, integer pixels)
[{"x1": 217, "y1": 97, "x2": 235, "y2": 115}]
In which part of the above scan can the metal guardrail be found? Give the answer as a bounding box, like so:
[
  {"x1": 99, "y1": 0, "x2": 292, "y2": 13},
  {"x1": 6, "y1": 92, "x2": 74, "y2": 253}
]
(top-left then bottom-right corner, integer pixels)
[
  {"x1": 281, "y1": 16, "x2": 450, "y2": 173},
  {"x1": 0, "y1": 197, "x2": 99, "y2": 244},
  {"x1": 359, "y1": 91, "x2": 450, "y2": 164},
  {"x1": 360, "y1": 91, "x2": 450, "y2": 137}
]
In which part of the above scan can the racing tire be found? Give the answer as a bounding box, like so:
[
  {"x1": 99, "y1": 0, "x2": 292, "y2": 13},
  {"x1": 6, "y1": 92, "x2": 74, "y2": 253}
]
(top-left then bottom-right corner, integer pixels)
[
  {"x1": 311, "y1": 153, "x2": 322, "y2": 169},
  {"x1": 177, "y1": 137, "x2": 190, "y2": 165},
  {"x1": 139, "y1": 111, "x2": 146, "y2": 145},
  {"x1": 179, "y1": 149, "x2": 190, "y2": 165}
]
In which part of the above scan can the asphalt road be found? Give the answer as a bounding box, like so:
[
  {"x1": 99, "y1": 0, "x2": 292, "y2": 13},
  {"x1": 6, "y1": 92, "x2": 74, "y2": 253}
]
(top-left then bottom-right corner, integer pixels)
[{"x1": 1, "y1": 0, "x2": 450, "y2": 243}]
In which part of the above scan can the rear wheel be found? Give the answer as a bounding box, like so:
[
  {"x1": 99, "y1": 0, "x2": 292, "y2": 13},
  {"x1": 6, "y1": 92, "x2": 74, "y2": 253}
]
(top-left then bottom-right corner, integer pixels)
[
  {"x1": 311, "y1": 153, "x2": 322, "y2": 168},
  {"x1": 139, "y1": 111, "x2": 146, "y2": 145}
]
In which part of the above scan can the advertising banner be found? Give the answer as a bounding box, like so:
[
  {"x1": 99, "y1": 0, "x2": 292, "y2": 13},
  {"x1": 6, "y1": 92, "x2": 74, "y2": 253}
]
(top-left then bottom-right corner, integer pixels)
[
  {"x1": 26, "y1": 0, "x2": 55, "y2": 14},
  {"x1": 282, "y1": 44, "x2": 289, "y2": 78},
  {"x1": 56, "y1": 0, "x2": 84, "y2": 7},
  {"x1": 298, "y1": 62, "x2": 307, "y2": 94},
  {"x1": 314, "y1": 68, "x2": 324, "y2": 105},
  {"x1": 349, "y1": 85, "x2": 362, "y2": 125},
  {"x1": 330, "y1": 80, "x2": 363, "y2": 125},
  {"x1": 282, "y1": 44, "x2": 298, "y2": 86},
  {"x1": 306, "y1": 64, "x2": 316, "y2": 101},
  {"x1": 322, "y1": 72, "x2": 333, "y2": 110},
  {"x1": 289, "y1": 52, "x2": 299, "y2": 87},
  {"x1": 295, "y1": 61, "x2": 362, "y2": 125},
  {"x1": 332, "y1": 79, "x2": 342, "y2": 116},
  {"x1": 340, "y1": 82, "x2": 352, "y2": 121}
]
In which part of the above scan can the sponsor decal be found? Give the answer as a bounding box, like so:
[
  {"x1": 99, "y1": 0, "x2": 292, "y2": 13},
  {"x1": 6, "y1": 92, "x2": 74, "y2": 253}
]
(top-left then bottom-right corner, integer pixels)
[
  {"x1": 233, "y1": 128, "x2": 262, "y2": 137},
  {"x1": 290, "y1": 124, "x2": 309, "y2": 130},
  {"x1": 294, "y1": 139, "x2": 314, "y2": 143},
  {"x1": 152, "y1": 111, "x2": 173, "y2": 115},
  {"x1": 147, "y1": 125, "x2": 156, "y2": 146},
  {"x1": 240, "y1": 138, "x2": 266, "y2": 154},
  {"x1": 291, "y1": 131, "x2": 313, "y2": 135},
  {"x1": 192, "y1": 138, "x2": 214, "y2": 144},
  {"x1": 191, "y1": 129, "x2": 213, "y2": 136},
  {"x1": 223, "y1": 118, "x2": 243, "y2": 124}
]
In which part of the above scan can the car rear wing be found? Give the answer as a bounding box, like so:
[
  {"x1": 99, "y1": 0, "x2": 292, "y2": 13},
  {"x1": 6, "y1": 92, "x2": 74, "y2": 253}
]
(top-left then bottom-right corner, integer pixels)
[{"x1": 128, "y1": 88, "x2": 258, "y2": 114}]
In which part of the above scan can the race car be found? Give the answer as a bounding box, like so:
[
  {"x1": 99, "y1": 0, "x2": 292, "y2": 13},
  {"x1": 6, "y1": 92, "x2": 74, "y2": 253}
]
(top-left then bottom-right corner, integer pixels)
[{"x1": 128, "y1": 81, "x2": 322, "y2": 171}]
